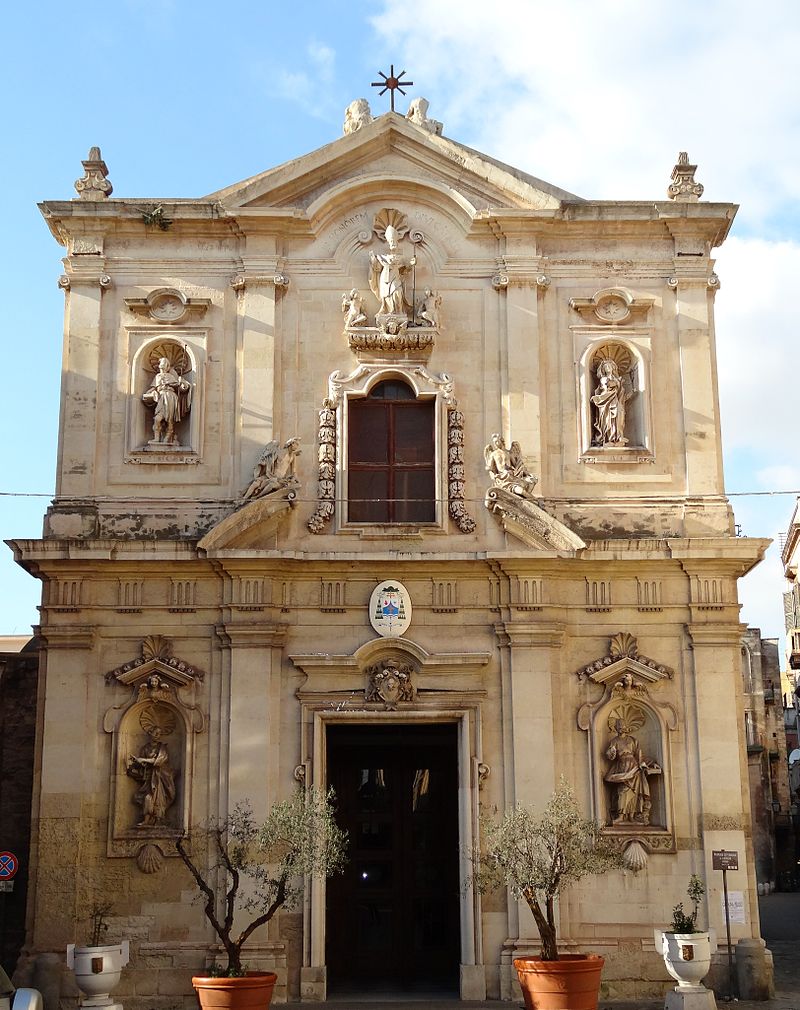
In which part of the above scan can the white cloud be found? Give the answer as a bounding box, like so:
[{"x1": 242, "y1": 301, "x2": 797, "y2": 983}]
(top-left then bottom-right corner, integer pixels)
[
  {"x1": 371, "y1": 0, "x2": 800, "y2": 230},
  {"x1": 258, "y1": 40, "x2": 339, "y2": 120}
]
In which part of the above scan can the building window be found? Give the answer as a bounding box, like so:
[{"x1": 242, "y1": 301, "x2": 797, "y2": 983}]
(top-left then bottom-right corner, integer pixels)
[{"x1": 348, "y1": 380, "x2": 435, "y2": 523}]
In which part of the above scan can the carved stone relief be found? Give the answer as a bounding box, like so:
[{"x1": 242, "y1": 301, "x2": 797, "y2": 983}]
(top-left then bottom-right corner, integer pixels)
[
  {"x1": 569, "y1": 287, "x2": 654, "y2": 325},
  {"x1": 577, "y1": 633, "x2": 677, "y2": 857},
  {"x1": 365, "y1": 659, "x2": 416, "y2": 710},
  {"x1": 308, "y1": 399, "x2": 337, "y2": 534},
  {"x1": 483, "y1": 434, "x2": 585, "y2": 552},
  {"x1": 125, "y1": 288, "x2": 210, "y2": 324},
  {"x1": 103, "y1": 636, "x2": 205, "y2": 867}
]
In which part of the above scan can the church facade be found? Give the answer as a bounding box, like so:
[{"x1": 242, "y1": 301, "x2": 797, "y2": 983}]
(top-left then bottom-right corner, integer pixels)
[{"x1": 9, "y1": 99, "x2": 769, "y2": 1003}]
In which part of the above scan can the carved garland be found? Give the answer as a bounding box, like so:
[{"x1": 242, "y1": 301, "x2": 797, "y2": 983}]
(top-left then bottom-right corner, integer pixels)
[
  {"x1": 448, "y1": 405, "x2": 475, "y2": 533},
  {"x1": 307, "y1": 398, "x2": 337, "y2": 534}
]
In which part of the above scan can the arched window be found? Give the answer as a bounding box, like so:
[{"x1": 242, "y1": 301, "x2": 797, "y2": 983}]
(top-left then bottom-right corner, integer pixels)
[{"x1": 348, "y1": 379, "x2": 435, "y2": 523}]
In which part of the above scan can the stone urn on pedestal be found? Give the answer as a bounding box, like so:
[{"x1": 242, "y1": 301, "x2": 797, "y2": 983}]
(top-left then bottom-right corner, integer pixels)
[
  {"x1": 67, "y1": 904, "x2": 129, "y2": 1010},
  {"x1": 655, "y1": 876, "x2": 717, "y2": 1010}
]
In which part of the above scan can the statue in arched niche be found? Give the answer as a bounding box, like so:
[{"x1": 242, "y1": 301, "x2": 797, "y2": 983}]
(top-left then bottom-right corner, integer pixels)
[
  {"x1": 126, "y1": 703, "x2": 178, "y2": 827},
  {"x1": 142, "y1": 347, "x2": 192, "y2": 445},
  {"x1": 603, "y1": 706, "x2": 661, "y2": 826},
  {"x1": 591, "y1": 356, "x2": 633, "y2": 446}
]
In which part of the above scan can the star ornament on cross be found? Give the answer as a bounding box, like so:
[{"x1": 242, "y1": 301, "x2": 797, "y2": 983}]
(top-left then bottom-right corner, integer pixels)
[{"x1": 371, "y1": 64, "x2": 413, "y2": 112}]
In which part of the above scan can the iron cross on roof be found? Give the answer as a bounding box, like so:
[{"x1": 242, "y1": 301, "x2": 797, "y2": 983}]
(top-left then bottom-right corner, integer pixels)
[{"x1": 371, "y1": 64, "x2": 413, "y2": 112}]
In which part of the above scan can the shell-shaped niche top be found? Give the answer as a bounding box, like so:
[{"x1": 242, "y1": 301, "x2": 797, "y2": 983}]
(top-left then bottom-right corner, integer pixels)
[{"x1": 125, "y1": 288, "x2": 211, "y2": 324}]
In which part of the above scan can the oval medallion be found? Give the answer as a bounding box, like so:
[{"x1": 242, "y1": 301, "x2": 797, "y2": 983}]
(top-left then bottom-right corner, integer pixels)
[{"x1": 369, "y1": 580, "x2": 412, "y2": 638}]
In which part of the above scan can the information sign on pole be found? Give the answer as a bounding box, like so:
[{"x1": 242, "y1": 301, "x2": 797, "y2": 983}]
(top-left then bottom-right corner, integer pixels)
[{"x1": 712, "y1": 849, "x2": 739, "y2": 871}]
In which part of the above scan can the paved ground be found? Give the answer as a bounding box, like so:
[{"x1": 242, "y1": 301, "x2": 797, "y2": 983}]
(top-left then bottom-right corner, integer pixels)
[{"x1": 284, "y1": 891, "x2": 800, "y2": 1009}]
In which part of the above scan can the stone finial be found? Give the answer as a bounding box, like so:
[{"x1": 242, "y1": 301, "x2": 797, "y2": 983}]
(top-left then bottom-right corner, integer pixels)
[
  {"x1": 406, "y1": 97, "x2": 443, "y2": 136},
  {"x1": 343, "y1": 98, "x2": 373, "y2": 135},
  {"x1": 74, "y1": 146, "x2": 113, "y2": 200},
  {"x1": 667, "y1": 151, "x2": 703, "y2": 202}
]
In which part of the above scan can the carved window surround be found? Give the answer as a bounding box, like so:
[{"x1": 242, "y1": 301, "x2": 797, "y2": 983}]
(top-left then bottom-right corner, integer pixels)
[
  {"x1": 124, "y1": 329, "x2": 206, "y2": 464},
  {"x1": 307, "y1": 364, "x2": 475, "y2": 535},
  {"x1": 576, "y1": 632, "x2": 678, "y2": 864},
  {"x1": 569, "y1": 287, "x2": 654, "y2": 326},
  {"x1": 103, "y1": 635, "x2": 205, "y2": 870}
]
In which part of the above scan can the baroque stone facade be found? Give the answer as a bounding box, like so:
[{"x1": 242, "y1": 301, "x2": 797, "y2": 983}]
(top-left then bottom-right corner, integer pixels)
[{"x1": 9, "y1": 104, "x2": 770, "y2": 1004}]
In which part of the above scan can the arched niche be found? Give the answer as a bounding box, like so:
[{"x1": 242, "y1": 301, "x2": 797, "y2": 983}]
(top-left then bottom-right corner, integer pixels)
[
  {"x1": 125, "y1": 333, "x2": 204, "y2": 458},
  {"x1": 576, "y1": 632, "x2": 677, "y2": 862},
  {"x1": 578, "y1": 339, "x2": 651, "y2": 454},
  {"x1": 103, "y1": 636, "x2": 205, "y2": 867}
]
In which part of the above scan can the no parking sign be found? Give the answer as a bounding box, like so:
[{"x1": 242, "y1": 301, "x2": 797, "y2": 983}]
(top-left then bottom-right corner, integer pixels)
[{"x1": 0, "y1": 851, "x2": 18, "y2": 891}]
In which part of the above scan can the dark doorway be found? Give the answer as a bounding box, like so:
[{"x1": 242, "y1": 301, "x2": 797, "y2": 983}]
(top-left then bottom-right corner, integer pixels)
[{"x1": 326, "y1": 722, "x2": 460, "y2": 995}]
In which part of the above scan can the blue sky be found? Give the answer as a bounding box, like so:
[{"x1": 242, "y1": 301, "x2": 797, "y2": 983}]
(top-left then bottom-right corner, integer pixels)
[{"x1": 2, "y1": 0, "x2": 798, "y2": 642}]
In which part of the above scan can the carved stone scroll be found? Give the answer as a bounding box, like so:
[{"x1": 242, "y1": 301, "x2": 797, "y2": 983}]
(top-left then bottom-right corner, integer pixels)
[{"x1": 74, "y1": 146, "x2": 113, "y2": 200}]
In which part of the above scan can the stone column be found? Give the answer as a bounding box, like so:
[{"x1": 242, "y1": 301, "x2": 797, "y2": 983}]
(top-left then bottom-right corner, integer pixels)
[
  {"x1": 495, "y1": 620, "x2": 565, "y2": 998},
  {"x1": 56, "y1": 262, "x2": 110, "y2": 496}
]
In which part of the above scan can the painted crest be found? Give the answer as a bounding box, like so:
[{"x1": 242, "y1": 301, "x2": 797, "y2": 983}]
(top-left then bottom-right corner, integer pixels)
[{"x1": 369, "y1": 580, "x2": 412, "y2": 638}]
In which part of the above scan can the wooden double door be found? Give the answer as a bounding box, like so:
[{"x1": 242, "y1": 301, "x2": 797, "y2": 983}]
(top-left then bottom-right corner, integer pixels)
[{"x1": 326, "y1": 723, "x2": 460, "y2": 994}]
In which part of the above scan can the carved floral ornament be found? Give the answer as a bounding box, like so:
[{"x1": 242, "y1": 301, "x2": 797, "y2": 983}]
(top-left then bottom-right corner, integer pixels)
[{"x1": 576, "y1": 633, "x2": 678, "y2": 864}]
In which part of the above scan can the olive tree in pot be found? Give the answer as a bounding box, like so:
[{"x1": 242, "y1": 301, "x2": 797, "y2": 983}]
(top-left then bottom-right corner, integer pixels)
[
  {"x1": 655, "y1": 875, "x2": 716, "y2": 996},
  {"x1": 176, "y1": 788, "x2": 347, "y2": 1010},
  {"x1": 473, "y1": 782, "x2": 622, "y2": 1010}
]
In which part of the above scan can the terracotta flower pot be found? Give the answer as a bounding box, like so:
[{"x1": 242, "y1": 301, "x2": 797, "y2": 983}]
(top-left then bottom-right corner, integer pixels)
[
  {"x1": 514, "y1": 954, "x2": 605, "y2": 1010},
  {"x1": 191, "y1": 972, "x2": 277, "y2": 1010}
]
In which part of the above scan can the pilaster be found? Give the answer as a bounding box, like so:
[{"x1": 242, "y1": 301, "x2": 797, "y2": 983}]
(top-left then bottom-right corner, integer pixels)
[
  {"x1": 232, "y1": 237, "x2": 283, "y2": 490},
  {"x1": 215, "y1": 624, "x2": 287, "y2": 821},
  {"x1": 56, "y1": 257, "x2": 110, "y2": 497}
]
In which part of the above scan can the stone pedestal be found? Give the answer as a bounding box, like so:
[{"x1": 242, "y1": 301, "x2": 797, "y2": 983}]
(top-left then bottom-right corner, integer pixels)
[
  {"x1": 736, "y1": 937, "x2": 774, "y2": 1000},
  {"x1": 665, "y1": 986, "x2": 717, "y2": 1010}
]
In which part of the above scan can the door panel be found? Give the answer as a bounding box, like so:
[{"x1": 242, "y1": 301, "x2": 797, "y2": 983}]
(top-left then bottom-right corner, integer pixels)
[{"x1": 326, "y1": 723, "x2": 460, "y2": 993}]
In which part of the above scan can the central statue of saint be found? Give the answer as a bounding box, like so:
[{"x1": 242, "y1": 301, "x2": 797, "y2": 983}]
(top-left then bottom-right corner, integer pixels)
[{"x1": 369, "y1": 223, "x2": 412, "y2": 326}]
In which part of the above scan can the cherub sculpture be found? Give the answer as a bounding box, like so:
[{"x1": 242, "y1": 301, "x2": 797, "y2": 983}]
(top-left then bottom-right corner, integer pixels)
[{"x1": 342, "y1": 288, "x2": 367, "y2": 328}]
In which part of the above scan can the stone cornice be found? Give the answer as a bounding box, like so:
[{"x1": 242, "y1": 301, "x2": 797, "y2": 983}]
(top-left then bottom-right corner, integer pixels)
[
  {"x1": 686, "y1": 623, "x2": 748, "y2": 648},
  {"x1": 38, "y1": 625, "x2": 95, "y2": 650},
  {"x1": 493, "y1": 621, "x2": 566, "y2": 649},
  {"x1": 215, "y1": 624, "x2": 288, "y2": 649}
]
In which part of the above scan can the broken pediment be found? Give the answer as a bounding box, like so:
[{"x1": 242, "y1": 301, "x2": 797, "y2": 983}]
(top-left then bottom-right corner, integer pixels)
[{"x1": 206, "y1": 112, "x2": 582, "y2": 225}]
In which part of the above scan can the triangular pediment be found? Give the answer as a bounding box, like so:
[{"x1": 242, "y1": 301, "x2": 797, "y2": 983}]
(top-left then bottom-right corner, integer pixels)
[{"x1": 207, "y1": 112, "x2": 582, "y2": 222}]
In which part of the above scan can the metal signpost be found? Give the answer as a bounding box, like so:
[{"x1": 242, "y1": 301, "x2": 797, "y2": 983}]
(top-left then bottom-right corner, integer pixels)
[{"x1": 712, "y1": 849, "x2": 738, "y2": 998}]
